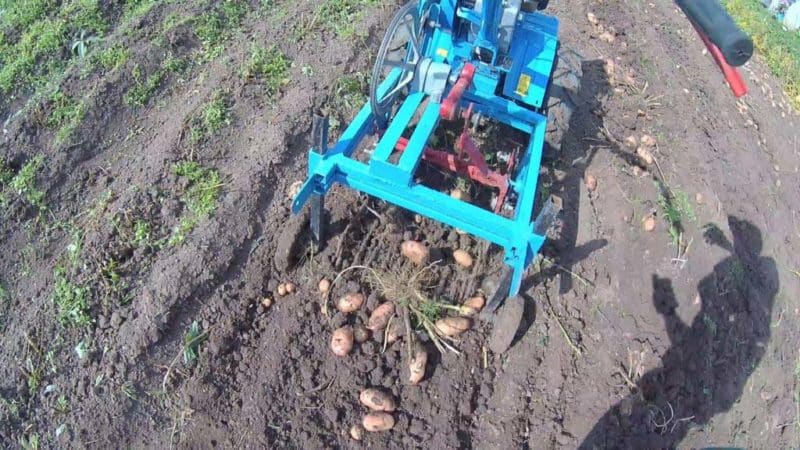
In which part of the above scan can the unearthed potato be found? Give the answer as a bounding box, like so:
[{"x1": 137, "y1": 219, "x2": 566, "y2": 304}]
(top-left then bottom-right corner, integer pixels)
[
  {"x1": 462, "y1": 296, "x2": 485, "y2": 316},
  {"x1": 277, "y1": 283, "x2": 288, "y2": 297},
  {"x1": 435, "y1": 317, "x2": 473, "y2": 337},
  {"x1": 640, "y1": 134, "x2": 656, "y2": 147},
  {"x1": 318, "y1": 278, "x2": 331, "y2": 294},
  {"x1": 453, "y1": 249, "x2": 473, "y2": 268},
  {"x1": 643, "y1": 216, "x2": 657, "y2": 232},
  {"x1": 363, "y1": 412, "x2": 395, "y2": 432},
  {"x1": 408, "y1": 345, "x2": 428, "y2": 385},
  {"x1": 359, "y1": 388, "x2": 396, "y2": 412},
  {"x1": 624, "y1": 135, "x2": 638, "y2": 148},
  {"x1": 385, "y1": 319, "x2": 402, "y2": 344},
  {"x1": 401, "y1": 240, "x2": 430, "y2": 266},
  {"x1": 636, "y1": 146, "x2": 654, "y2": 165},
  {"x1": 585, "y1": 174, "x2": 598, "y2": 192},
  {"x1": 353, "y1": 324, "x2": 371, "y2": 343},
  {"x1": 330, "y1": 326, "x2": 354, "y2": 356},
  {"x1": 349, "y1": 424, "x2": 363, "y2": 441},
  {"x1": 261, "y1": 297, "x2": 273, "y2": 308},
  {"x1": 450, "y1": 188, "x2": 471, "y2": 202},
  {"x1": 337, "y1": 293, "x2": 365, "y2": 313},
  {"x1": 284, "y1": 282, "x2": 297, "y2": 294},
  {"x1": 367, "y1": 302, "x2": 395, "y2": 331}
]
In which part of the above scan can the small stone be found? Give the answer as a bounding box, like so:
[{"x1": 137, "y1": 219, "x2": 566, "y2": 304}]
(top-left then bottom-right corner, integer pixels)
[
  {"x1": 587, "y1": 12, "x2": 599, "y2": 25},
  {"x1": 623, "y1": 135, "x2": 638, "y2": 147}
]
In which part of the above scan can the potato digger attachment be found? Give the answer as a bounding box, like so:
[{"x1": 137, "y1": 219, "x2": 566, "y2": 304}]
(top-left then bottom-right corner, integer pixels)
[{"x1": 287, "y1": 0, "x2": 753, "y2": 353}]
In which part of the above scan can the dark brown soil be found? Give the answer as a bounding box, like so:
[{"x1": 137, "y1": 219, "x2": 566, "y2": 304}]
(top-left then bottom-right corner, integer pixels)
[{"x1": 1, "y1": 0, "x2": 799, "y2": 448}]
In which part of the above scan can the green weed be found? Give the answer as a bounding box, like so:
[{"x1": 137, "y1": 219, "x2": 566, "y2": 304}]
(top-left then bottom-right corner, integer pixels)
[
  {"x1": 23, "y1": 357, "x2": 43, "y2": 395},
  {"x1": 10, "y1": 156, "x2": 45, "y2": 209},
  {"x1": 190, "y1": 90, "x2": 231, "y2": 143},
  {"x1": 182, "y1": 321, "x2": 207, "y2": 366},
  {"x1": 241, "y1": 45, "x2": 291, "y2": 98},
  {"x1": 124, "y1": 56, "x2": 186, "y2": 106},
  {"x1": 169, "y1": 161, "x2": 222, "y2": 245},
  {"x1": 47, "y1": 91, "x2": 86, "y2": 146},
  {"x1": 194, "y1": 0, "x2": 247, "y2": 60},
  {"x1": 121, "y1": 0, "x2": 162, "y2": 24},
  {"x1": 53, "y1": 267, "x2": 92, "y2": 327},
  {"x1": 70, "y1": 29, "x2": 102, "y2": 57},
  {"x1": 0, "y1": 279, "x2": 8, "y2": 303},
  {"x1": 657, "y1": 187, "x2": 695, "y2": 245},
  {"x1": 132, "y1": 220, "x2": 152, "y2": 247},
  {"x1": 18, "y1": 433, "x2": 40, "y2": 450},
  {"x1": 314, "y1": 0, "x2": 379, "y2": 38},
  {"x1": 96, "y1": 44, "x2": 130, "y2": 72},
  {"x1": 55, "y1": 394, "x2": 69, "y2": 413},
  {"x1": 328, "y1": 72, "x2": 367, "y2": 123},
  {"x1": 723, "y1": 0, "x2": 800, "y2": 109}
]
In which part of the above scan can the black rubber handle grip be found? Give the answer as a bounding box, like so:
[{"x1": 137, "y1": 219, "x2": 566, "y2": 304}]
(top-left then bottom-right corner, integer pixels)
[{"x1": 675, "y1": 0, "x2": 753, "y2": 66}]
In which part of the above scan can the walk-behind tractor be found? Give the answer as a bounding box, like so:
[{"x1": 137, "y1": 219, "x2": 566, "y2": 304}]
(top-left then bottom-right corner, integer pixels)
[{"x1": 289, "y1": 0, "x2": 753, "y2": 352}]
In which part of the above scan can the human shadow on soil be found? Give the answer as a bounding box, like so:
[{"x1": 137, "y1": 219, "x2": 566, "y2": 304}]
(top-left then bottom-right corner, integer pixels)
[{"x1": 578, "y1": 216, "x2": 778, "y2": 449}]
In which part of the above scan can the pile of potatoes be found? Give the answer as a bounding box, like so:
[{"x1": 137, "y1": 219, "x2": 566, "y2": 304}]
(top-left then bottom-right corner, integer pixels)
[
  {"x1": 324, "y1": 240, "x2": 486, "y2": 437},
  {"x1": 349, "y1": 388, "x2": 397, "y2": 438}
]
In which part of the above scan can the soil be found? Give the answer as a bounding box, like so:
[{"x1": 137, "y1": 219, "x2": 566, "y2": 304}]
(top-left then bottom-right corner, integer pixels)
[{"x1": 2, "y1": 0, "x2": 799, "y2": 448}]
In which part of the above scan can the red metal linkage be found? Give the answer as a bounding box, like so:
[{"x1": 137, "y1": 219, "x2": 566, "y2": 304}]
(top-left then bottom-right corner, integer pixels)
[
  {"x1": 395, "y1": 136, "x2": 511, "y2": 214},
  {"x1": 440, "y1": 63, "x2": 476, "y2": 121}
]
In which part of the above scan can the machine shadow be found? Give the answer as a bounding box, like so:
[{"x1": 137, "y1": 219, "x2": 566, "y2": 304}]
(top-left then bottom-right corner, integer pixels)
[
  {"x1": 522, "y1": 58, "x2": 622, "y2": 293},
  {"x1": 578, "y1": 217, "x2": 779, "y2": 449}
]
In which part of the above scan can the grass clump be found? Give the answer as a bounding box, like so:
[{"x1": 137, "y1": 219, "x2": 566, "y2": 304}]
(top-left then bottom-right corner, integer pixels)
[
  {"x1": 723, "y1": 0, "x2": 800, "y2": 109},
  {"x1": 96, "y1": 44, "x2": 130, "y2": 72},
  {"x1": 53, "y1": 267, "x2": 92, "y2": 327},
  {"x1": 10, "y1": 156, "x2": 45, "y2": 209},
  {"x1": 124, "y1": 55, "x2": 186, "y2": 106},
  {"x1": 168, "y1": 161, "x2": 222, "y2": 245},
  {"x1": 194, "y1": 0, "x2": 247, "y2": 60},
  {"x1": 47, "y1": 91, "x2": 86, "y2": 145},
  {"x1": 182, "y1": 321, "x2": 207, "y2": 366},
  {"x1": 657, "y1": 186, "x2": 695, "y2": 246},
  {"x1": 190, "y1": 90, "x2": 231, "y2": 143},
  {"x1": 314, "y1": 0, "x2": 380, "y2": 38},
  {"x1": 241, "y1": 45, "x2": 291, "y2": 98}
]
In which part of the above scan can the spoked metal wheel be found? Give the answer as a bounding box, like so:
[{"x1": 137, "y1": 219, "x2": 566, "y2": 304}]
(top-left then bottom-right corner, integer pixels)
[{"x1": 369, "y1": 1, "x2": 424, "y2": 122}]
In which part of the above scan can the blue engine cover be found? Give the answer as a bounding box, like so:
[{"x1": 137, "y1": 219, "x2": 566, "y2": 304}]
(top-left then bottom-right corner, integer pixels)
[{"x1": 502, "y1": 12, "x2": 559, "y2": 109}]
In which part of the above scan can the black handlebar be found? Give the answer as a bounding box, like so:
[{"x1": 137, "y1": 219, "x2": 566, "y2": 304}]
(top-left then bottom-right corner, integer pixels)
[{"x1": 675, "y1": 0, "x2": 753, "y2": 67}]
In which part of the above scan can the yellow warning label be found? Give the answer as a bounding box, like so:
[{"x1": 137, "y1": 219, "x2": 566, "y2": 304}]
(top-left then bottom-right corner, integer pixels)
[
  {"x1": 436, "y1": 48, "x2": 449, "y2": 58},
  {"x1": 515, "y1": 74, "x2": 531, "y2": 97}
]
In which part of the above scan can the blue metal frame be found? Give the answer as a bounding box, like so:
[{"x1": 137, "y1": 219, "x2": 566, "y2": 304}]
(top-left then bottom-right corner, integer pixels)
[{"x1": 292, "y1": 0, "x2": 560, "y2": 297}]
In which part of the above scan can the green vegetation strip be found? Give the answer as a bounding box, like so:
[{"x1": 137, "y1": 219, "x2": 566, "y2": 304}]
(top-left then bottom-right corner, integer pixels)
[{"x1": 723, "y1": 0, "x2": 800, "y2": 109}]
